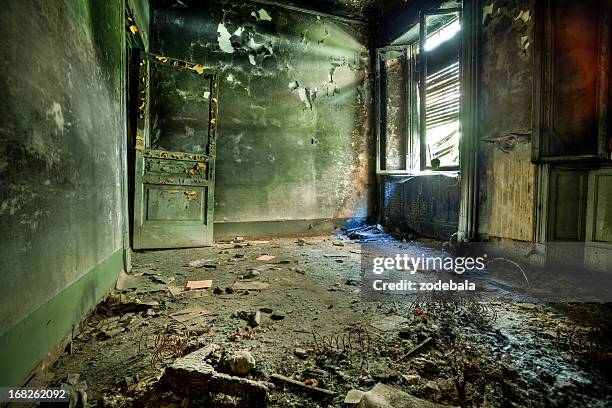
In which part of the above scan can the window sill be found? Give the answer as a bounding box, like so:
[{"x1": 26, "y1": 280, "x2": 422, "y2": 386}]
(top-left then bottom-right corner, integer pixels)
[{"x1": 378, "y1": 170, "x2": 459, "y2": 178}]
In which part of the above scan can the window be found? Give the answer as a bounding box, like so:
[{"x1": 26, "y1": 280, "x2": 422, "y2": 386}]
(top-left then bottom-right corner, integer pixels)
[{"x1": 376, "y1": 8, "x2": 462, "y2": 174}]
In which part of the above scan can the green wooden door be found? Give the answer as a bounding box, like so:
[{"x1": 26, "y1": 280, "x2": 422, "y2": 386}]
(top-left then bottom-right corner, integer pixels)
[{"x1": 133, "y1": 53, "x2": 218, "y2": 249}]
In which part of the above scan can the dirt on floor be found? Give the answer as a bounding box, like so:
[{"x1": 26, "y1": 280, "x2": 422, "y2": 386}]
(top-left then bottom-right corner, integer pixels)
[{"x1": 41, "y1": 235, "x2": 612, "y2": 407}]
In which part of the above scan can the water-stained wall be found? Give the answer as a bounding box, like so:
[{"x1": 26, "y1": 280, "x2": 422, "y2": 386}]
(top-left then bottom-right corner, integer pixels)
[
  {"x1": 0, "y1": 0, "x2": 127, "y2": 385},
  {"x1": 151, "y1": 0, "x2": 373, "y2": 234}
]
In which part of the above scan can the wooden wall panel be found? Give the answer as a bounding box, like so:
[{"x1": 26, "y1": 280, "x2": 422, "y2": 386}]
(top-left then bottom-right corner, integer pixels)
[{"x1": 489, "y1": 146, "x2": 537, "y2": 241}]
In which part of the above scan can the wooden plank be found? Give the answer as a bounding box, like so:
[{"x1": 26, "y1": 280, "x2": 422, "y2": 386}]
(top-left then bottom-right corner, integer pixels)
[{"x1": 269, "y1": 374, "x2": 336, "y2": 398}]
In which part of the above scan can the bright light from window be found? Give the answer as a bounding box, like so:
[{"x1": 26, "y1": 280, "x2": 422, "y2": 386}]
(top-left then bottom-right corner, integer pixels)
[{"x1": 424, "y1": 19, "x2": 461, "y2": 51}]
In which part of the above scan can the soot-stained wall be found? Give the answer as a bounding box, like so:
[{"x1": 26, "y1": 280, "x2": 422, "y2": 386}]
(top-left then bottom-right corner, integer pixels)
[
  {"x1": 151, "y1": 0, "x2": 373, "y2": 234},
  {"x1": 0, "y1": 0, "x2": 125, "y2": 382},
  {"x1": 478, "y1": 0, "x2": 536, "y2": 242},
  {"x1": 383, "y1": 175, "x2": 461, "y2": 239}
]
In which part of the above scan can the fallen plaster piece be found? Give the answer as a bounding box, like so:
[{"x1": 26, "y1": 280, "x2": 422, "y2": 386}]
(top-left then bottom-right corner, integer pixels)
[
  {"x1": 185, "y1": 279, "x2": 213, "y2": 291},
  {"x1": 257, "y1": 255, "x2": 275, "y2": 261}
]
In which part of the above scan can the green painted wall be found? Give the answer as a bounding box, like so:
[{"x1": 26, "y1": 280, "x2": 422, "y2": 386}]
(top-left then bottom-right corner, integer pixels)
[
  {"x1": 151, "y1": 0, "x2": 374, "y2": 232},
  {"x1": 0, "y1": 0, "x2": 126, "y2": 385}
]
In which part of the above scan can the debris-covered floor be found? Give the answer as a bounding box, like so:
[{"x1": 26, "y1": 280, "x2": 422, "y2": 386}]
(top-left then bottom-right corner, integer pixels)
[{"x1": 43, "y1": 236, "x2": 612, "y2": 407}]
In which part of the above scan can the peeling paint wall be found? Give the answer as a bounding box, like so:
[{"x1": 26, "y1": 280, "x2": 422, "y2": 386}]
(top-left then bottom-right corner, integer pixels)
[
  {"x1": 0, "y1": 0, "x2": 124, "y2": 338},
  {"x1": 478, "y1": 0, "x2": 537, "y2": 241},
  {"x1": 152, "y1": 0, "x2": 373, "y2": 231}
]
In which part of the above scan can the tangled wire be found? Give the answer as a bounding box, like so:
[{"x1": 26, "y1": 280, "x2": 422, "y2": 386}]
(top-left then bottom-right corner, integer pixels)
[
  {"x1": 139, "y1": 322, "x2": 196, "y2": 369},
  {"x1": 407, "y1": 291, "x2": 498, "y2": 326}
]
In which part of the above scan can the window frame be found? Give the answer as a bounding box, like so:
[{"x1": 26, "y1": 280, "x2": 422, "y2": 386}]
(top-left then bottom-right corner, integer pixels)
[
  {"x1": 419, "y1": 8, "x2": 463, "y2": 172},
  {"x1": 375, "y1": 44, "x2": 419, "y2": 175},
  {"x1": 375, "y1": 7, "x2": 464, "y2": 176}
]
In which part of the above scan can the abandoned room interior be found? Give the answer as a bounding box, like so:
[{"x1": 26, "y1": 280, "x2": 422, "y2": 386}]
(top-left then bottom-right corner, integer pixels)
[{"x1": 2, "y1": 0, "x2": 612, "y2": 406}]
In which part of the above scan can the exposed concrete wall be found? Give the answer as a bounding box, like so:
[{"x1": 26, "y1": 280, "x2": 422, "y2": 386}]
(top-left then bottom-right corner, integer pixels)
[
  {"x1": 478, "y1": 0, "x2": 536, "y2": 241},
  {"x1": 0, "y1": 0, "x2": 126, "y2": 383},
  {"x1": 151, "y1": 0, "x2": 373, "y2": 234}
]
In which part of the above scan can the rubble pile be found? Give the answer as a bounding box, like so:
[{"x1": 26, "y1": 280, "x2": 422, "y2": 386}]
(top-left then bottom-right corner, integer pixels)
[{"x1": 42, "y1": 237, "x2": 612, "y2": 407}]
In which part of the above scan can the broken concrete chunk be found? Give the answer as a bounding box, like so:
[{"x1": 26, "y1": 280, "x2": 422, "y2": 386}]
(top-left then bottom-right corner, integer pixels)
[
  {"x1": 161, "y1": 345, "x2": 267, "y2": 406},
  {"x1": 401, "y1": 374, "x2": 421, "y2": 385},
  {"x1": 345, "y1": 388, "x2": 366, "y2": 404},
  {"x1": 233, "y1": 310, "x2": 261, "y2": 327},
  {"x1": 224, "y1": 350, "x2": 256, "y2": 375},
  {"x1": 356, "y1": 383, "x2": 456, "y2": 408}
]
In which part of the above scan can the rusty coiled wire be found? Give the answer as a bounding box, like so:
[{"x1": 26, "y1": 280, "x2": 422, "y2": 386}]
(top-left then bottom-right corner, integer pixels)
[
  {"x1": 408, "y1": 292, "x2": 498, "y2": 325},
  {"x1": 139, "y1": 322, "x2": 196, "y2": 368},
  {"x1": 312, "y1": 326, "x2": 370, "y2": 356}
]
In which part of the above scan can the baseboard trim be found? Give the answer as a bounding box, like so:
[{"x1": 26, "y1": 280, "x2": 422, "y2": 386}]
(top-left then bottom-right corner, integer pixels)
[
  {"x1": 213, "y1": 218, "x2": 367, "y2": 239},
  {"x1": 0, "y1": 249, "x2": 124, "y2": 387}
]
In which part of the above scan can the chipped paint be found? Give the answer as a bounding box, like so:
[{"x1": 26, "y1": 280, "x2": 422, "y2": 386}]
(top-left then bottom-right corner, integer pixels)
[
  {"x1": 46, "y1": 102, "x2": 65, "y2": 134},
  {"x1": 252, "y1": 8, "x2": 272, "y2": 22},
  {"x1": 515, "y1": 9, "x2": 531, "y2": 24},
  {"x1": 217, "y1": 23, "x2": 235, "y2": 53}
]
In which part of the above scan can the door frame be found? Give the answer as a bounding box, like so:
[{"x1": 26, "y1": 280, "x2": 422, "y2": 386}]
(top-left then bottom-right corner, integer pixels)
[
  {"x1": 123, "y1": 2, "x2": 146, "y2": 262},
  {"x1": 132, "y1": 52, "x2": 219, "y2": 249}
]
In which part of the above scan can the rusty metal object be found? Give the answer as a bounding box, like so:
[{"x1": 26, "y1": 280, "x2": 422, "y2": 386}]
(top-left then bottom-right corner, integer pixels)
[
  {"x1": 139, "y1": 322, "x2": 197, "y2": 369},
  {"x1": 311, "y1": 325, "x2": 370, "y2": 356}
]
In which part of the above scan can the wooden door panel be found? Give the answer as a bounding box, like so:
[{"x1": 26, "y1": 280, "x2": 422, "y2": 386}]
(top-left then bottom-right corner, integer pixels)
[
  {"x1": 533, "y1": 0, "x2": 611, "y2": 161},
  {"x1": 133, "y1": 53, "x2": 218, "y2": 249}
]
